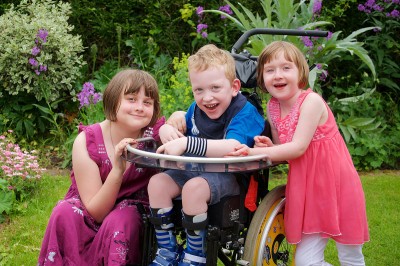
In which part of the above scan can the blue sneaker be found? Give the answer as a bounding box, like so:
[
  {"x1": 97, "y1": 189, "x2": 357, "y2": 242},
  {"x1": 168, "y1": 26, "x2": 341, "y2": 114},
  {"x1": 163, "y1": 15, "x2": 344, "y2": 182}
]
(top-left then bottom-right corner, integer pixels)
[
  {"x1": 178, "y1": 251, "x2": 206, "y2": 266},
  {"x1": 150, "y1": 246, "x2": 183, "y2": 266}
]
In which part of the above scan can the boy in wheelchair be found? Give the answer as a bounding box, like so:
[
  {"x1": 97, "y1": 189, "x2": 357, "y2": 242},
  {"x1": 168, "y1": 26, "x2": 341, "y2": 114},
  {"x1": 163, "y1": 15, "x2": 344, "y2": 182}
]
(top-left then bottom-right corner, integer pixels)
[{"x1": 147, "y1": 44, "x2": 265, "y2": 265}]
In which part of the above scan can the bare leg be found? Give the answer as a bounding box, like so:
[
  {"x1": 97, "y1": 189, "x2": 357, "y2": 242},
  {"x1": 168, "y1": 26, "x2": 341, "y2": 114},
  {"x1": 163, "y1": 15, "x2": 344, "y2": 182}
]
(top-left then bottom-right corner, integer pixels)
[
  {"x1": 181, "y1": 177, "x2": 211, "y2": 215},
  {"x1": 148, "y1": 172, "x2": 181, "y2": 208}
]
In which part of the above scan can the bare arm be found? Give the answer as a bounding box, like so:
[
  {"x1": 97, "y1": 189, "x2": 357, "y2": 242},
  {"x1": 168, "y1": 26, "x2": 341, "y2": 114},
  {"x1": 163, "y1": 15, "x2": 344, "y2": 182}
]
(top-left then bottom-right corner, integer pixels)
[
  {"x1": 228, "y1": 93, "x2": 327, "y2": 161},
  {"x1": 72, "y1": 132, "x2": 135, "y2": 223},
  {"x1": 157, "y1": 136, "x2": 241, "y2": 158}
]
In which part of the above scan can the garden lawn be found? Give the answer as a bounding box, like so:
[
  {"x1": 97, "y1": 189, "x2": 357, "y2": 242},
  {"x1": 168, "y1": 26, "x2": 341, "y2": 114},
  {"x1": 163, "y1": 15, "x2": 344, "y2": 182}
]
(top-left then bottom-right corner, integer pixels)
[{"x1": 0, "y1": 170, "x2": 399, "y2": 265}]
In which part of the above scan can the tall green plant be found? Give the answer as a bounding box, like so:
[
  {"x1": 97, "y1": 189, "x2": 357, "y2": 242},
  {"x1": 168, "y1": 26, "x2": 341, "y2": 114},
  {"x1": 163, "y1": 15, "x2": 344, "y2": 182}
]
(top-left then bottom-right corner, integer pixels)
[
  {"x1": 202, "y1": 0, "x2": 376, "y2": 90},
  {"x1": 357, "y1": 0, "x2": 400, "y2": 97}
]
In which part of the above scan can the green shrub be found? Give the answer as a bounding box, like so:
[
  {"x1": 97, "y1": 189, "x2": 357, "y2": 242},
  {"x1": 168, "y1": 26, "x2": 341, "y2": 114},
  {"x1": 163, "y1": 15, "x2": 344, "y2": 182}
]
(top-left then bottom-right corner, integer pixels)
[
  {"x1": 0, "y1": 0, "x2": 85, "y2": 102},
  {"x1": 160, "y1": 54, "x2": 193, "y2": 118}
]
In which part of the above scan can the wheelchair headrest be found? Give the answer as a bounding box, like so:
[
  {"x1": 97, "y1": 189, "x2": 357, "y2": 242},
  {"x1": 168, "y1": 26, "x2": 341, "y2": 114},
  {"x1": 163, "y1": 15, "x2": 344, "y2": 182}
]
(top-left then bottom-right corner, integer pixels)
[{"x1": 232, "y1": 51, "x2": 258, "y2": 89}]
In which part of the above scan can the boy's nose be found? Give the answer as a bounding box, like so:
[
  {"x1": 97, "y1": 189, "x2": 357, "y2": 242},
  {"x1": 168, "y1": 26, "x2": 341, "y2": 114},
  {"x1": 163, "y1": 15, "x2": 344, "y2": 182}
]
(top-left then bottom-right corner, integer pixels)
[{"x1": 202, "y1": 91, "x2": 214, "y2": 101}]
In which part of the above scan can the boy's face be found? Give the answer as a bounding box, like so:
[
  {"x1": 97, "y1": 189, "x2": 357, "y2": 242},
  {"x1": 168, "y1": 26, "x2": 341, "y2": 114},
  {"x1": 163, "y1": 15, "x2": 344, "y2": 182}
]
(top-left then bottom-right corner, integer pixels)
[{"x1": 190, "y1": 65, "x2": 240, "y2": 120}]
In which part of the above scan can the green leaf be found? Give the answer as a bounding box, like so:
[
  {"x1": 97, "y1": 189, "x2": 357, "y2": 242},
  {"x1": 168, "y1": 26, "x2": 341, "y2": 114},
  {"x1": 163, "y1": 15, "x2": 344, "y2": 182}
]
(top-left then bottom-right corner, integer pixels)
[
  {"x1": 339, "y1": 124, "x2": 351, "y2": 142},
  {"x1": 0, "y1": 190, "x2": 14, "y2": 214}
]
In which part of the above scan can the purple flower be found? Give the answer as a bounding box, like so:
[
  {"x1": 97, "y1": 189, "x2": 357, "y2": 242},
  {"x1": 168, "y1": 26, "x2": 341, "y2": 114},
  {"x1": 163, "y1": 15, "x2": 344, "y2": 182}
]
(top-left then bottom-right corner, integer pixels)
[
  {"x1": 196, "y1": 23, "x2": 208, "y2": 33},
  {"x1": 39, "y1": 64, "x2": 47, "y2": 72},
  {"x1": 373, "y1": 4, "x2": 384, "y2": 11},
  {"x1": 92, "y1": 93, "x2": 102, "y2": 104},
  {"x1": 201, "y1": 31, "x2": 208, "y2": 38},
  {"x1": 77, "y1": 82, "x2": 102, "y2": 108},
  {"x1": 29, "y1": 58, "x2": 38, "y2": 67},
  {"x1": 219, "y1": 5, "x2": 233, "y2": 19},
  {"x1": 390, "y1": 9, "x2": 399, "y2": 18},
  {"x1": 313, "y1": 0, "x2": 323, "y2": 15},
  {"x1": 301, "y1": 36, "x2": 314, "y2": 47},
  {"x1": 36, "y1": 29, "x2": 48, "y2": 43},
  {"x1": 320, "y1": 70, "x2": 329, "y2": 81},
  {"x1": 365, "y1": 0, "x2": 376, "y2": 8},
  {"x1": 35, "y1": 69, "x2": 40, "y2": 75},
  {"x1": 358, "y1": 4, "x2": 366, "y2": 12},
  {"x1": 196, "y1": 6, "x2": 204, "y2": 17},
  {"x1": 31, "y1": 46, "x2": 41, "y2": 56}
]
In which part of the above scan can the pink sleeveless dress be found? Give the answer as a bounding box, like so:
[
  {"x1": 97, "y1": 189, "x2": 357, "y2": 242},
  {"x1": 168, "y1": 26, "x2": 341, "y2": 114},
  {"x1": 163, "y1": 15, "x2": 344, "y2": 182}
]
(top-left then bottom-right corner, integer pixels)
[
  {"x1": 38, "y1": 117, "x2": 165, "y2": 265},
  {"x1": 268, "y1": 89, "x2": 369, "y2": 245}
]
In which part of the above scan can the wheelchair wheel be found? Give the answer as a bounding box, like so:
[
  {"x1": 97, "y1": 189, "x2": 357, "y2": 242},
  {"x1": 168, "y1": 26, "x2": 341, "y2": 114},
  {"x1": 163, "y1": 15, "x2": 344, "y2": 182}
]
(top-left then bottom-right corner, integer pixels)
[{"x1": 243, "y1": 185, "x2": 294, "y2": 266}]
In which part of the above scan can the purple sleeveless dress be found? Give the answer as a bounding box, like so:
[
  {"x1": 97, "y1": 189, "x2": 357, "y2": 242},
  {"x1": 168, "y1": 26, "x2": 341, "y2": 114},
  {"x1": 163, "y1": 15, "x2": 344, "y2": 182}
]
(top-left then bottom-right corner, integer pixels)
[{"x1": 38, "y1": 117, "x2": 164, "y2": 265}]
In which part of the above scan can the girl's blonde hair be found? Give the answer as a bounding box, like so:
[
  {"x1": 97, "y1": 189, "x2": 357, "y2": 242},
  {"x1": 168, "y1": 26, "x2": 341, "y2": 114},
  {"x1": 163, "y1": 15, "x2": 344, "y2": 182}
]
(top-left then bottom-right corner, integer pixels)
[
  {"x1": 188, "y1": 44, "x2": 236, "y2": 83},
  {"x1": 103, "y1": 69, "x2": 160, "y2": 126},
  {"x1": 257, "y1": 41, "x2": 309, "y2": 92}
]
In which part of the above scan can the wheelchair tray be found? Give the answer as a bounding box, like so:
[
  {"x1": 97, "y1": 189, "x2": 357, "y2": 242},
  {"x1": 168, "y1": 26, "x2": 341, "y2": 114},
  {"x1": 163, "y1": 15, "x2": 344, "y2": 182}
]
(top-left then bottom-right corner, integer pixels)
[{"x1": 123, "y1": 138, "x2": 272, "y2": 173}]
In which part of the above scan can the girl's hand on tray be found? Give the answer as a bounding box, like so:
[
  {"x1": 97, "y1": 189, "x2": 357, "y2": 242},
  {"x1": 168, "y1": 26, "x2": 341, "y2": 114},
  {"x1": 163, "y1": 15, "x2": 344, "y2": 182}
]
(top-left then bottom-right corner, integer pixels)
[
  {"x1": 254, "y1": 136, "x2": 274, "y2": 147},
  {"x1": 225, "y1": 144, "x2": 251, "y2": 157}
]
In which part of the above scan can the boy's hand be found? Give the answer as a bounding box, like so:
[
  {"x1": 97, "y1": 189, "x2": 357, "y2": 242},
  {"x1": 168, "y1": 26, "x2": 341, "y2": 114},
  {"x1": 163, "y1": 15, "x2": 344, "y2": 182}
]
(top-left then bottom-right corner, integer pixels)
[
  {"x1": 159, "y1": 124, "x2": 184, "y2": 144},
  {"x1": 167, "y1": 111, "x2": 187, "y2": 134},
  {"x1": 254, "y1": 136, "x2": 274, "y2": 147},
  {"x1": 156, "y1": 137, "x2": 187, "y2": 155},
  {"x1": 225, "y1": 144, "x2": 251, "y2": 157}
]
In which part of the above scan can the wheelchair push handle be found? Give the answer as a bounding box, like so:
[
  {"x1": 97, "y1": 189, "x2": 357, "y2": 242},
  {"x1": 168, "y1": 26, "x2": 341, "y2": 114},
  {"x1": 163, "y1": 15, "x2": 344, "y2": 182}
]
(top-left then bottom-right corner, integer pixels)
[{"x1": 231, "y1": 28, "x2": 329, "y2": 54}]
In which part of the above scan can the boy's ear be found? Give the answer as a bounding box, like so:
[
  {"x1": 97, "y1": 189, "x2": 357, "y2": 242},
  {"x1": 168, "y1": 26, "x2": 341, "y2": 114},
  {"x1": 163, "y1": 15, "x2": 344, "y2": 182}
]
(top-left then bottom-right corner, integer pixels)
[{"x1": 231, "y1": 78, "x2": 241, "y2": 96}]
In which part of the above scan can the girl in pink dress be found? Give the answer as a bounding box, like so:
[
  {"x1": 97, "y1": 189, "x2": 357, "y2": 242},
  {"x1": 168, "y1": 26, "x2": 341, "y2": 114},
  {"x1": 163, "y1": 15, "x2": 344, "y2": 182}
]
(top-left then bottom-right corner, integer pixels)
[
  {"x1": 228, "y1": 41, "x2": 369, "y2": 265},
  {"x1": 38, "y1": 69, "x2": 165, "y2": 265}
]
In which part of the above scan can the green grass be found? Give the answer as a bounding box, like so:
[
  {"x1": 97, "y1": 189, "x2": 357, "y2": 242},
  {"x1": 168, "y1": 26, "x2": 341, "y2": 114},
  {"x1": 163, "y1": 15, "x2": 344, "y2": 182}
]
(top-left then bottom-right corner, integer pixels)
[
  {"x1": 0, "y1": 170, "x2": 70, "y2": 265},
  {"x1": 0, "y1": 170, "x2": 399, "y2": 265}
]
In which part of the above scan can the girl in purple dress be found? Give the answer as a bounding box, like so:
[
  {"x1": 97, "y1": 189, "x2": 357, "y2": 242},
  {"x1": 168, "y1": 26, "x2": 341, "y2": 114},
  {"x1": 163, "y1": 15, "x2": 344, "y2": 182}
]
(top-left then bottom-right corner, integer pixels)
[{"x1": 38, "y1": 69, "x2": 165, "y2": 265}]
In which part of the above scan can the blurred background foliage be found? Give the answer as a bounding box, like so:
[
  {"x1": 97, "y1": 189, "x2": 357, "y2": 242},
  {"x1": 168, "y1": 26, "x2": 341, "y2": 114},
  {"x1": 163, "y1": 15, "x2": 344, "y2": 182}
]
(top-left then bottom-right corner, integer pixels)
[{"x1": 0, "y1": 0, "x2": 399, "y2": 171}]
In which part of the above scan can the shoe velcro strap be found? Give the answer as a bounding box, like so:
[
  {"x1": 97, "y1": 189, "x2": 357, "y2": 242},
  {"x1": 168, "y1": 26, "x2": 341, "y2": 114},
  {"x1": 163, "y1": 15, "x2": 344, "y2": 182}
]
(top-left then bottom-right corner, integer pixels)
[
  {"x1": 182, "y1": 217, "x2": 208, "y2": 231},
  {"x1": 149, "y1": 215, "x2": 173, "y2": 226},
  {"x1": 183, "y1": 252, "x2": 207, "y2": 264}
]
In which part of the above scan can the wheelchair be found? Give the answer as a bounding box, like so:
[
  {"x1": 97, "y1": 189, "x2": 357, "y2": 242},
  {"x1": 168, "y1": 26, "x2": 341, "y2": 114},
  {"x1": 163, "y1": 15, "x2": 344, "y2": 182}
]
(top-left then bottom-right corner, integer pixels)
[{"x1": 127, "y1": 28, "x2": 328, "y2": 266}]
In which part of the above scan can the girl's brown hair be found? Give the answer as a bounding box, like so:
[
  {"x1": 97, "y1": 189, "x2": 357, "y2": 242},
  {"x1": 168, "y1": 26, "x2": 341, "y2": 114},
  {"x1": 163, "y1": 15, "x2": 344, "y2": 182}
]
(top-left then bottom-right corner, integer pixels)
[
  {"x1": 257, "y1": 41, "x2": 309, "y2": 92},
  {"x1": 102, "y1": 69, "x2": 160, "y2": 126}
]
